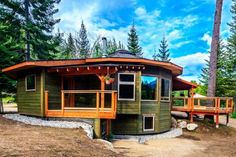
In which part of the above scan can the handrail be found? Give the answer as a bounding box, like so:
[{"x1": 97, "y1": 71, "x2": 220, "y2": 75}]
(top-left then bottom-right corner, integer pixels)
[
  {"x1": 172, "y1": 96, "x2": 234, "y2": 113},
  {"x1": 61, "y1": 90, "x2": 117, "y2": 94},
  {"x1": 44, "y1": 90, "x2": 118, "y2": 119}
]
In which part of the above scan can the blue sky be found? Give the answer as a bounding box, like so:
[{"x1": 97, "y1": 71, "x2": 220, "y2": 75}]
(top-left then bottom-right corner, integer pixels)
[{"x1": 55, "y1": 0, "x2": 232, "y2": 82}]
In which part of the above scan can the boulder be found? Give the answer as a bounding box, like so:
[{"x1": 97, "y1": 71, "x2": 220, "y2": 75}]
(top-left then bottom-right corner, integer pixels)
[
  {"x1": 177, "y1": 120, "x2": 187, "y2": 129},
  {"x1": 187, "y1": 123, "x2": 198, "y2": 131},
  {"x1": 171, "y1": 117, "x2": 177, "y2": 128}
]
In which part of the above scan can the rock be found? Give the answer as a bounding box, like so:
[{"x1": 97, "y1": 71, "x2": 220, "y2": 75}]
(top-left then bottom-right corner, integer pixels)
[
  {"x1": 3, "y1": 114, "x2": 93, "y2": 139},
  {"x1": 178, "y1": 120, "x2": 187, "y2": 129},
  {"x1": 187, "y1": 123, "x2": 198, "y2": 131},
  {"x1": 171, "y1": 117, "x2": 177, "y2": 128}
]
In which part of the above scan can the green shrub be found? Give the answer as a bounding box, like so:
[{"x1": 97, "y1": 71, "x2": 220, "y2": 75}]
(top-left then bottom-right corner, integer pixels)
[{"x1": 231, "y1": 112, "x2": 236, "y2": 119}]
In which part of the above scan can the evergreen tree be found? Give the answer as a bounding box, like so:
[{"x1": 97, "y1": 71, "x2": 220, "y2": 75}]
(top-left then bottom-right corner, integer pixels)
[
  {"x1": 107, "y1": 38, "x2": 118, "y2": 54},
  {"x1": 153, "y1": 36, "x2": 170, "y2": 62},
  {"x1": 76, "y1": 21, "x2": 90, "y2": 58},
  {"x1": 118, "y1": 41, "x2": 125, "y2": 49},
  {"x1": 93, "y1": 42, "x2": 103, "y2": 58},
  {"x1": 0, "y1": 4, "x2": 24, "y2": 111},
  {"x1": 64, "y1": 33, "x2": 76, "y2": 59},
  {"x1": 0, "y1": 0, "x2": 61, "y2": 60},
  {"x1": 225, "y1": 0, "x2": 236, "y2": 96},
  {"x1": 127, "y1": 23, "x2": 142, "y2": 56},
  {"x1": 200, "y1": 41, "x2": 228, "y2": 96}
]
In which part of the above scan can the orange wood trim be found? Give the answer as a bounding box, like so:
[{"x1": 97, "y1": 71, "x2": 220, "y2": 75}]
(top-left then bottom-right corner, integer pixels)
[
  {"x1": 96, "y1": 92, "x2": 99, "y2": 116},
  {"x1": 61, "y1": 91, "x2": 64, "y2": 114},
  {"x1": 45, "y1": 91, "x2": 48, "y2": 115}
]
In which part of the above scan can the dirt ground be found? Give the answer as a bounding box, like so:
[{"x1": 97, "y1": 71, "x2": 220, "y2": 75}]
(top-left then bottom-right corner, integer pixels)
[
  {"x1": 0, "y1": 115, "x2": 119, "y2": 157},
  {"x1": 1, "y1": 115, "x2": 236, "y2": 157},
  {"x1": 113, "y1": 120, "x2": 236, "y2": 157}
]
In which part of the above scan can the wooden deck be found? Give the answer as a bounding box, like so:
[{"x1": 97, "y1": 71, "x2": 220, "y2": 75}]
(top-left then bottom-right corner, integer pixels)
[
  {"x1": 44, "y1": 90, "x2": 117, "y2": 119},
  {"x1": 172, "y1": 97, "x2": 234, "y2": 127}
]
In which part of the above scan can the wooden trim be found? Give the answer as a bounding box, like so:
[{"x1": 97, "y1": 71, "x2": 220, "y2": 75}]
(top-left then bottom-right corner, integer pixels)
[
  {"x1": 40, "y1": 70, "x2": 45, "y2": 116},
  {"x1": 45, "y1": 91, "x2": 48, "y2": 115},
  {"x1": 45, "y1": 90, "x2": 117, "y2": 119},
  {"x1": 2, "y1": 58, "x2": 183, "y2": 76},
  {"x1": 118, "y1": 72, "x2": 136, "y2": 101},
  {"x1": 25, "y1": 74, "x2": 36, "y2": 92},
  {"x1": 143, "y1": 114, "x2": 155, "y2": 132}
]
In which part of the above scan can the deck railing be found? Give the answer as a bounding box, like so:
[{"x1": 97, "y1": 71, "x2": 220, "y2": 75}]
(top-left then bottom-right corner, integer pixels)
[
  {"x1": 172, "y1": 97, "x2": 234, "y2": 113},
  {"x1": 44, "y1": 90, "x2": 117, "y2": 119}
]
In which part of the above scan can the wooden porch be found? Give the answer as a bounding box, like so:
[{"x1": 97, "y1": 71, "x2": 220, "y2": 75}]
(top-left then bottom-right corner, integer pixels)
[
  {"x1": 172, "y1": 97, "x2": 234, "y2": 127},
  {"x1": 44, "y1": 90, "x2": 117, "y2": 119}
]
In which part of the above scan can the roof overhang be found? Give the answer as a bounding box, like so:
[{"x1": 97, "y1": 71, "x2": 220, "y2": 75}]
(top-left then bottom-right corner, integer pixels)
[
  {"x1": 2, "y1": 58, "x2": 183, "y2": 78},
  {"x1": 172, "y1": 77, "x2": 198, "y2": 91}
]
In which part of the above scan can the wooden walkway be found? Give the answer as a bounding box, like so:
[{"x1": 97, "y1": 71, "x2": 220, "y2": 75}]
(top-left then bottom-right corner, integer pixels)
[{"x1": 172, "y1": 97, "x2": 234, "y2": 127}]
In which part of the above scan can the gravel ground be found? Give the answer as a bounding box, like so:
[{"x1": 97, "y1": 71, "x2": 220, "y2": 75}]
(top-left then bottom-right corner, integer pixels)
[
  {"x1": 3, "y1": 114, "x2": 93, "y2": 139},
  {"x1": 113, "y1": 128, "x2": 183, "y2": 143}
]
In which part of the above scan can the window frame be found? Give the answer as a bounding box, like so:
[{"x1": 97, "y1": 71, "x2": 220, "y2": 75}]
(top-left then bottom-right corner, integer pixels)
[
  {"x1": 143, "y1": 114, "x2": 155, "y2": 132},
  {"x1": 160, "y1": 77, "x2": 171, "y2": 102},
  {"x1": 25, "y1": 74, "x2": 36, "y2": 92},
  {"x1": 118, "y1": 72, "x2": 136, "y2": 101},
  {"x1": 141, "y1": 75, "x2": 158, "y2": 101}
]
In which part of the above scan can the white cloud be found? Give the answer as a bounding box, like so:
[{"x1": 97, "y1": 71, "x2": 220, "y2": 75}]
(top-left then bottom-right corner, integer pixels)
[
  {"x1": 172, "y1": 52, "x2": 209, "y2": 67},
  {"x1": 201, "y1": 32, "x2": 212, "y2": 47},
  {"x1": 57, "y1": 1, "x2": 129, "y2": 46}
]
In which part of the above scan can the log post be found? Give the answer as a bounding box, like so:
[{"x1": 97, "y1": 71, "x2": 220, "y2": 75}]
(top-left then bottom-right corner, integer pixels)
[{"x1": 94, "y1": 118, "x2": 101, "y2": 138}]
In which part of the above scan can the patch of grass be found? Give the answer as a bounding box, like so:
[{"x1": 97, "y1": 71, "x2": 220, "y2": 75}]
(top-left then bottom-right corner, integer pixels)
[
  {"x1": 231, "y1": 112, "x2": 236, "y2": 119},
  {"x1": 2, "y1": 96, "x2": 15, "y2": 104}
]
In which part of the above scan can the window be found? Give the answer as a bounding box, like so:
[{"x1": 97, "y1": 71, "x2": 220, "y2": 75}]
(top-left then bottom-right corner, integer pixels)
[
  {"x1": 161, "y1": 78, "x2": 170, "y2": 101},
  {"x1": 25, "y1": 75, "x2": 36, "y2": 91},
  {"x1": 143, "y1": 114, "x2": 155, "y2": 131},
  {"x1": 141, "y1": 76, "x2": 157, "y2": 100},
  {"x1": 118, "y1": 73, "x2": 135, "y2": 100}
]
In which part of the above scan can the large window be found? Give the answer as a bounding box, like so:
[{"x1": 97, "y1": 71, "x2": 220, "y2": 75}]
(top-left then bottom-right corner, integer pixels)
[
  {"x1": 25, "y1": 75, "x2": 36, "y2": 91},
  {"x1": 161, "y1": 78, "x2": 170, "y2": 101},
  {"x1": 141, "y1": 76, "x2": 157, "y2": 100},
  {"x1": 118, "y1": 73, "x2": 135, "y2": 100},
  {"x1": 143, "y1": 114, "x2": 155, "y2": 131}
]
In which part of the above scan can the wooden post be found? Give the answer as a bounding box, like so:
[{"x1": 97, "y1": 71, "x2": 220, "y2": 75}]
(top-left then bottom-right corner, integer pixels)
[
  {"x1": 45, "y1": 91, "x2": 48, "y2": 116},
  {"x1": 216, "y1": 113, "x2": 219, "y2": 128},
  {"x1": 61, "y1": 91, "x2": 64, "y2": 115},
  {"x1": 226, "y1": 114, "x2": 229, "y2": 126},
  {"x1": 96, "y1": 92, "x2": 99, "y2": 117},
  {"x1": 101, "y1": 77, "x2": 105, "y2": 110},
  {"x1": 190, "y1": 112, "x2": 193, "y2": 122},
  {"x1": 94, "y1": 118, "x2": 101, "y2": 138}
]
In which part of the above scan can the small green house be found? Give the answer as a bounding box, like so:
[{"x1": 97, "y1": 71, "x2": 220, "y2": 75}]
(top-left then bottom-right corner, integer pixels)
[{"x1": 3, "y1": 50, "x2": 194, "y2": 137}]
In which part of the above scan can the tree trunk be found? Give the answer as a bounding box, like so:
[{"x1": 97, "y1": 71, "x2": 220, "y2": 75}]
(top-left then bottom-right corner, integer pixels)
[
  {"x1": 206, "y1": 0, "x2": 223, "y2": 121},
  {"x1": 207, "y1": 0, "x2": 223, "y2": 97}
]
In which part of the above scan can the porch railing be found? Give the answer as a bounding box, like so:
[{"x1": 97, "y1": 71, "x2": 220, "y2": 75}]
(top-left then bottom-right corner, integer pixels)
[
  {"x1": 44, "y1": 90, "x2": 117, "y2": 119},
  {"x1": 172, "y1": 97, "x2": 234, "y2": 113}
]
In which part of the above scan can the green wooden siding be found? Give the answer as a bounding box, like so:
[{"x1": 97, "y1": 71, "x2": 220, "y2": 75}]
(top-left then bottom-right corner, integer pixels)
[
  {"x1": 112, "y1": 114, "x2": 140, "y2": 134},
  {"x1": 17, "y1": 71, "x2": 42, "y2": 116},
  {"x1": 159, "y1": 102, "x2": 171, "y2": 132},
  {"x1": 117, "y1": 71, "x2": 141, "y2": 114},
  {"x1": 45, "y1": 73, "x2": 61, "y2": 110}
]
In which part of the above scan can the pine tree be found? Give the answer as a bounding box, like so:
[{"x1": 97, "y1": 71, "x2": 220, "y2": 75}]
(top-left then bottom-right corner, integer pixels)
[
  {"x1": 64, "y1": 33, "x2": 76, "y2": 59},
  {"x1": 0, "y1": 5, "x2": 24, "y2": 112},
  {"x1": 107, "y1": 38, "x2": 118, "y2": 54},
  {"x1": 76, "y1": 21, "x2": 90, "y2": 59},
  {"x1": 93, "y1": 43, "x2": 103, "y2": 58},
  {"x1": 224, "y1": 0, "x2": 236, "y2": 96},
  {"x1": 118, "y1": 41, "x2": 125, "y2": 49},
  {"x1": 127, "y1": 23, "x2": 142, "y2": 56},
  {"x1": 200, "y1": 41, "x2": 227, "y2": 96},
  {"x1": 0, "y1": 0, "x2": 61, "y2": 60},
  {"x1": 153, "y1": 36, "x2": 170, "y2": 62}
]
